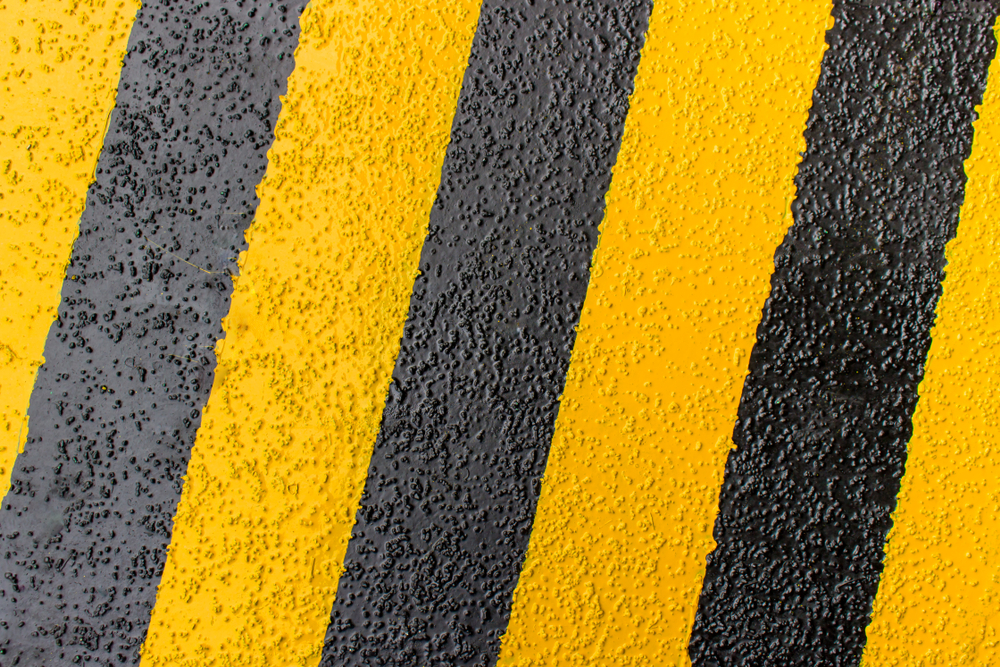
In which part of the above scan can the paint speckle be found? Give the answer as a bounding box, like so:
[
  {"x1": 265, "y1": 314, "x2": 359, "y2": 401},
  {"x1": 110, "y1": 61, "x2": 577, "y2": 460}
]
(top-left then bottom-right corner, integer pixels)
[
  {"x1": 0, "y1": 0, "x2": 140, "y2": 498},
  {"x1": 0, "y1": 1, "x2": 306, "y2": 663},
  {"x1": 497, "y1": 0, "x2": 831, "y2": 664},
  {"x1": 141, "y1": 1, "x2": 482, "y2": 665}
]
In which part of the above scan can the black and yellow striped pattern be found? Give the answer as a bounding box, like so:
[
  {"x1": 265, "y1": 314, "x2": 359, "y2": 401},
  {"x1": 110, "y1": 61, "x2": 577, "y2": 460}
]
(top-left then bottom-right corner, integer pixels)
[{"x1": 2, "y1": 0, "x2": 1000, "y2": 665}]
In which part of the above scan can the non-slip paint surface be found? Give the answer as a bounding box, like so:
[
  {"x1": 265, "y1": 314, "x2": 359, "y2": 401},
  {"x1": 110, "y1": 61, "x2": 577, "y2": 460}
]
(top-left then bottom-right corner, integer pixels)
[
  {"x1": 5, "y1": 0, "x2": 1000, "y2": 664},
  {"x1": 690, "y1": 1, "x2": 1000, "y2": 665},
  {"x1": 495, "y1": 0, "x2": 832, "y2": 665},
  {"x1": 0, "y1": 1, "x2": 308, "y2": 663},
  {"x1": 140, "y1": 2, "x2": 482, "y2": 665},
  {"x1": 0, "y1": 0, "x2": 139, "y2": 496},
  {"x1": 320, "y1": 1, "x2": 651, "y2": 664},
  {"x1": 862, "y1": 20, "x2": 1000, "y2": 667}
]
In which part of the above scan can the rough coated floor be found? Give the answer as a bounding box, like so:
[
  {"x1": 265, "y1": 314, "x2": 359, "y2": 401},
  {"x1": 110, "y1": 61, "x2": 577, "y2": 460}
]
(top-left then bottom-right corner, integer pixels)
[
  {"x1": 320, "y1": 1, "x2": 651, "y2": 664},
  {"x1": 3, "y1": 0, "x2": 1000, "y2": 666},
  {"x1": 0, "y1": 1, "x2": 307, "y2": 663},
  {"x1": 690, "y1": 1, "x2": 999, "y2": 665}
]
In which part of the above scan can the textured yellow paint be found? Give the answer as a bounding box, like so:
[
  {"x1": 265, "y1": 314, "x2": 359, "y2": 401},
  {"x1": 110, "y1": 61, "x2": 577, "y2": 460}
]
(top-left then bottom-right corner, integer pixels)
[
  {"x1": 139, "y1": 2, "x2": 481, "y2": 665},
  {"x1": 862, "y1": 25, "x2": 1000, "y2": 667},
  {"x1": 0, "y1": 0, "x2": 138, "y2": 494},
  {"x1": 496, "y1": 2, "x2": 832, "y2": 665}
]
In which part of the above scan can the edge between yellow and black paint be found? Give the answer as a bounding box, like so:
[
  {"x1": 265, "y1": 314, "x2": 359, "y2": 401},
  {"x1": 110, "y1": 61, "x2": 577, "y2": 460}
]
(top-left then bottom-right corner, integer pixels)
[
  {"x1": 0, "y1": 1, "x2": 309, "y2": 663},
  {"x1": 4, "y1": 0, "x2": 1000, "y2": 664},
  {"x1": 689, "y1": 1, "x2": 1000, "y2": 665},
  {"x1": 318, "y1": 1, "x2": 652, "y2": 665}
]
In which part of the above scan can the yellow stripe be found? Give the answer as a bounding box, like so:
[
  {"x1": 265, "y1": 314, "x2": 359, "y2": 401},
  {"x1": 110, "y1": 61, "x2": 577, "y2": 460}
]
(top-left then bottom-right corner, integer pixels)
[
  {"x1": 496, "y1": 1, "x2": 832, "y2": 664},
  {"x1": 0, "y1": 0, "x2": 138, "y2": 494},
  {"x1": 139, "y1": 2, "x2": 481, "y2": 665},
  {"x1": 862, "y1": 24, "x2": 1000, "y2": 667}
]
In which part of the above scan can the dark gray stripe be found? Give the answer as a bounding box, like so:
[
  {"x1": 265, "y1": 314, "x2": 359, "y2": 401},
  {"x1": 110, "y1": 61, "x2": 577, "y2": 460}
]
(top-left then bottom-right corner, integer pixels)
[
  {"x1": 0, "y1": 1, "x2": 307, "y2": 664},
  {"x1": 689, "y1": 2, "x2": 999, "y2": 665},
  {"x1": 319, "y1": 1, "x2": 650, "y2": 665}
]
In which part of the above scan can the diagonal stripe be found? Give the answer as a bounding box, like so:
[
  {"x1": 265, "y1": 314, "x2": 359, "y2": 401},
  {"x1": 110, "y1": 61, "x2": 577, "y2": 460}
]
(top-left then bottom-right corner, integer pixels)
[
  {"x1": 0, "y1": 1, "x2": 309, "y2": 662},
  {"x1": 862, "y1": 20, "x2": 1000, "y2": 666},
  {"x1": 319, "y1": 1, "x2": 651, "y2": 664},
  {"x1": 0, "y1": 0, "x2": 139, "y2": 496},
  {"x1": 138, "y1": 2, "x2": 482, "y2": 665},
  {"x1": 495, "y1": 0, "x2": 832, "y2": 664},
  {"x1": 689, "y1": 2, "x2": 1000, "y2": 665}
]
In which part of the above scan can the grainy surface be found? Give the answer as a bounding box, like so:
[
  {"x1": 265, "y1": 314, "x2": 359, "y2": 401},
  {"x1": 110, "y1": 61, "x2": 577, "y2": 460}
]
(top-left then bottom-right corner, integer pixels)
[
  {"x1": 5, "y1": 0, "x2": 1000, "y2": 665},
  {"x1": 689, "y1": 1, "x2": 1000, "y2": 665},
  {"x1": 0, "y1": 1, "x2": 307, "y2": 663},
  {"x1": 320, "y1": 1, "x2": 651, "y2": 665},
  {"x1": 863, "y1": 23, "x2": 1000, "y2": 666},
  {"x1": 495, "y1": 0, "x2": 833, "y2": 663},
  {"x1": 139, "y1": 1, "x2": 483, "y2": 664},
  {"x1": 0, "y1": 0, "x2": 140, "y2": 497}
]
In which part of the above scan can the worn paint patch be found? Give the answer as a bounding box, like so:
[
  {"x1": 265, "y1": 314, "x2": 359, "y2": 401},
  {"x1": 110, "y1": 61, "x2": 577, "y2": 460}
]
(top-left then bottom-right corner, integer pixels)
[
  {"x1": 0, "y1": 0, "x2": 139, "y2": 495},
  {"x1": 862, "y1": 20, "x2": 1000, "y2": 667},
  {"x1": 495, "y1": 0, "x2": 832, "y2": 664},
  {"x1": 139, "y1": 2, "x2": 482, "y2": 665}
]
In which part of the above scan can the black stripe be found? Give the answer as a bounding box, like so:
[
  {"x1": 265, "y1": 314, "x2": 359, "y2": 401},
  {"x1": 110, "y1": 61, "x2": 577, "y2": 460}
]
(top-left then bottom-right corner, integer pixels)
[
  {"x1": 0, "y1": 1, "x2": 307, "y2": 663},
  {"x1": 320, "y1": 1, "x2": 650, "y2": 664},
  {"x1": 689, "y1": 2, "x2": 999, "y2": 665}
]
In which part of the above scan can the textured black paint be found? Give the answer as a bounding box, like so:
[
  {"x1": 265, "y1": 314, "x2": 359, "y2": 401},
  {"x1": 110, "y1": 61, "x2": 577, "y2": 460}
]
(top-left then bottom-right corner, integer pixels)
[
  {"x1": 320, "y1": 1, "x2": 650, "y2": 665},
  {"x1": 0, "y1": 1, "x2": 307, "y2": 663},
  {"x1": 689, "y1": 2, "x2": 999, "y2": 665}
]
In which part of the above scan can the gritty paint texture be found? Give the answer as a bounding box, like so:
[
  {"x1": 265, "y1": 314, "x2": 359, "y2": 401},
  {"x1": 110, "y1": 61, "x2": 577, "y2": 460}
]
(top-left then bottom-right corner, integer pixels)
[
  {"x1": 140, "y1": 2, "x2": 482, "y2": 665},
  {"x1": 862, "y1": 20, "x2": 1000, "y2": 667},
  {"x1": 495, "y1": 0, "x2": 832, "y2": 664},
  {"x1": 689, "y1": 1, "x2": 1000, "y2": 665},
  {"x1": 0, "y1": 0, "x2": 139, "y2": 496},
  {"x1": 4, "y1": 0, "x2": 1000, "y2": 664},
  {"x1": 0, "y1": 1, "x2": 307, "y2": 663},
  {"x1": 320, "y1": 1, "x2": 651, "y2": 664}
]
